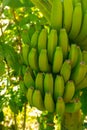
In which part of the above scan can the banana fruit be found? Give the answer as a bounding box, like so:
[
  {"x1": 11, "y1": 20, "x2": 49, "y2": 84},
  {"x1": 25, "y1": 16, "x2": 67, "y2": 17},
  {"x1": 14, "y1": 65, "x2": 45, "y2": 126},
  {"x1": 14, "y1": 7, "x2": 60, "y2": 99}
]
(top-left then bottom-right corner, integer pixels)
[
  {"x1": 22, "y1": 44, "x2": 29, "y2": 65},
  {"x1": 59, "y1": 28, "x2": 69, "y2": 59},
  {"x1": 63, "y1": 0, "x2": 73, "y2": 33},
  {"x1": 63, "y1": 80, "x2": 75, "y2": 103},
  {"x1": 60, "y1": 60, "x2": 71, "y2": 82},
  {"x1": 71, "y1": 61, "x2": 87, "y2": 85},
  {"x1": 44, "y1": 73, "x2": 53, "y2": 95},
  {"x1": 44, "y1": 92, "x2": 55, "y2": 113},
  {"x1": 24, "y1": 67, "x2": 35, "y2": 88},
  {"x1": 32, "y1": 89, "x2": 45, "y2": 111},
  {"x1": 39, "y1": 49, "x2": 51, "y2": 72},
  {"x1": 54, "y1": 75, "x2": 65, "y2": 101},
  {"x1": 69, "y1": 44, "x2": 79, "y2": 68},
  {"x1": 51, "y1": 0, "x2": 62, "y2": 31},
  {"x1": 28, "y1": 48, "x2": 39, "y2": 71},
  {"x1": 35, "y1": 73, "x2": 44, "y2": 95},
  {"x1": 26, "y1": 87, "x2": 34, "y2": 106},
  {"x1": 65, "y1": 99, "x2": 81, "y2": 113},
  {"x1": 56, "y1": 97, "x2": 65, "y2": 116},
  {"x1": 30, "y1": 30, "x2": 39, "y2": 48},
  {"x1": 48, "y1": 29, "x2": 58, "y2": 63},
  {"x1": 52, "y1": 47, "x2": 63, "y2": 73},
  {"x1": 38, "y1": 29, "x2": 48, "y2": 53},
  {"x1": 69, "y1": 2, "x2": 82, "y2": 40}
]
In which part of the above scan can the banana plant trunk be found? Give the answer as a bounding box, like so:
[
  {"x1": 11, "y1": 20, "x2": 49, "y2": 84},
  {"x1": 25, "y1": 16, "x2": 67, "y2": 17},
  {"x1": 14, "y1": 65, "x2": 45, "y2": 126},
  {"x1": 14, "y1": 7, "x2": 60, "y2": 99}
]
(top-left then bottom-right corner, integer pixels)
[{"x1": 61, "y1": 110, "x2": 83, "y2": 130}]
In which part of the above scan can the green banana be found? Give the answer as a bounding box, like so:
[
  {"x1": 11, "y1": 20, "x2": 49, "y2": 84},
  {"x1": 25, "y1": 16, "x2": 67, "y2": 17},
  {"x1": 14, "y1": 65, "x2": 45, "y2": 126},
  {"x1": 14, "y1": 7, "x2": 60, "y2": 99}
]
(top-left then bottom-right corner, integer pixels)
[
  {"x1": 59, "y1": 28, "x2": 69, "y2": 59},
  {"x1": 76, "y1": 74, "x2": 87, "y2": 90},
  {"x1": 69, "y1": 44, "x2": 79, "y2": 68},
  {"x1": 60, "y1": 60, "x2": 71, "y2": 82},
  {"x1": 26, "y1": 87, "x2": 34, "y2": 106},
  {"x1": 22, "y1": 44, "x2": 29, "y2": 65},
  {"x1": 75, "y1": 11, "x2": 87, "y2": 42},
  {"x1": 44, "y1": 92, "x2": 55, "y2": 113},
  {"x1": 32, "y1": 89, "x2": 45, "y2": 111},
  {"x1": 63, "y1": 0, "x2": 73, "y2": 32},
  {"x1": 69, "y1": 2, "x2": 82, "y2": 40},
  {"x1": 38, "y1": 29, "x2": 48, "y2": 53},
  {"x1": 54, "y1": 75, "x2": 65, "y2": 101},
  {"x1": 20, "y1": 80, "x2": 27, "y2": 94},
  {"x1": 71, "y1": 62, "x2": 87, "y2": 85},
  {"x1": 44, "y1": 73, "x2": 53, "y2": 95},
  {"x1": 24, "y1": 67, "x2": 35, "y2": 88},
  {"x1": 65, "y1": 99, "x2": 81, "y2": 113},
  {"x1": 51, "y1": 0, "x2": 62, "y2": 31},
  {"x1": 30, "y1": 30, "x2": 39, "y2": 48},
  {"x1": 47, "y1": 29, "x2": 58, "y2": 63},
  {"x1": 39, "y1": 49, "x2": 51, "y2": 72},
  {"x1": 28, "y1": 48, "x2": 39, "y2": 71},
  {"x1": 52, "y1": 47, "x2": 63, "y2": 73},
  {"x1": 63, "y1": 80, "x2": 75, "y2": 103},
  {"x1": 35, "y1": 73, "x2": 44, "y2": 96},
  {"x1": 56, "y1": 97, "x2": 65, "y2": 116}
]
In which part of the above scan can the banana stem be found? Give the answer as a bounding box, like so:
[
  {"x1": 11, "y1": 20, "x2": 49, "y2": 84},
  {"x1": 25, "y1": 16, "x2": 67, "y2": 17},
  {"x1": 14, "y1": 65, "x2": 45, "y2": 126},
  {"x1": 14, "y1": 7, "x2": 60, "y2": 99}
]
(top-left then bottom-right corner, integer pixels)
[{"x1": 30, "y1": 0, "x2": 51, "y2": 24}]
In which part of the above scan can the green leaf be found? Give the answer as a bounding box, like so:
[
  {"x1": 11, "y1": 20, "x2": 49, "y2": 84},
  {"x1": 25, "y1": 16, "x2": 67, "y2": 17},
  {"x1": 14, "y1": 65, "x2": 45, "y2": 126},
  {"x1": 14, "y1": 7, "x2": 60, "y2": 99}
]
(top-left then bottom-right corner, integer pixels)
[
  {"x1": 80, "y1": 88, "x2": 87, "y2": 115},
  {"x1": 3, "y1": 0, "x2": 23, "y2": 8},
  {"x1": 0, "y1": 61, "x2": 5, "y2": 77}
]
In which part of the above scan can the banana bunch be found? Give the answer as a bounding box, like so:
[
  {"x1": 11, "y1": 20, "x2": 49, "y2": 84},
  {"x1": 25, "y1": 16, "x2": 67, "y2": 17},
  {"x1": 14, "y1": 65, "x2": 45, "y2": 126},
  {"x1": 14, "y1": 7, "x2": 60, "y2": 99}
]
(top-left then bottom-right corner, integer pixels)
[
  {"x1": 20, "y1": 27, "x2": 87, "y2": 116},
  {"x1": 50, "y1": 0, "x2": 87, "y2": 50}
]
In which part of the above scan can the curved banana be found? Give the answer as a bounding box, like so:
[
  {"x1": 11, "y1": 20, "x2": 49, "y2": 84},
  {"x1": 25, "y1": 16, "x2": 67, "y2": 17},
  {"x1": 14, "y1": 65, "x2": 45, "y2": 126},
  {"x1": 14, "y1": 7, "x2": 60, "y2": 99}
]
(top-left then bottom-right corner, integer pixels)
[
  {"x1": 44, "y1": 92, "x2": 55, "y2": 113},
  {"x1": 76, "y1": 74, "x2": 87, "y2": 90},
  {"x1": 32, "y1": 89, "x2": 45, "y2": 111},
  {"x1": 60, "y1": 60, "x2": 71, "y2": 82},
  {"x1": 54, "y1": 75, "x2": 65, "y2": 101},
  {"x1": 71, "y1": 61, "x2": 87, "y2": 85},
  {"x1": 44, "y1": 73, "x2": 53, "y2": 95},
  {"x1": 38, "y1": 29, "x2": 48, "y2": 53},
  {"x1": 47, "y1": 29, "x2": 58, "y2": 63},
  {"x1": 56, "y1": 97, "x2": 65, "y2": 116},
  {"x1": 28, "y1": 48, "x2": 39, "y2": 71},
  {"x1": 52, "y1": 47, "x2": 63, "y2": 73},
  {"x1": 59, "y1": 28, "x2": 69, "y2": 59},
  {"x1": 51, "y1": 0, "x2": 62, "y2": 31},
  {"x1": 75, "y1": 11, "x2": 87, "y2": 42},
  {"x1": 24, "y1": 67, "x2": 35, "y2": 88},
  {"x1": 65, "y1": 99, "x2": 81, "y2": 113},
  {"x1": 63, "y1": 0, "x2": 73, "y2": 32},
  {"x1": 39, "y1": 49, "x2": 51, "y2": 72},
  {"x1": 26, "y1": 87, "x2": 34, "y2": 106},
  {"x1": 30, "y1": 30, "x2": 39, "y2": 48},
  {"x1": 22, "y1": 44, "x2": 29, "y2": 65},
  {"x1": 63, "y1": 80, "x2": 75, "y2": 103},
  {"x1": 69, "y1": 2, "x2": 82, "y2": 40},
  {"x1": 69, "y1": 44, "x2": 79, "y2": 68},
  {"x1": 35, "y1": 73, "x2": 44, "y2": 96}
]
